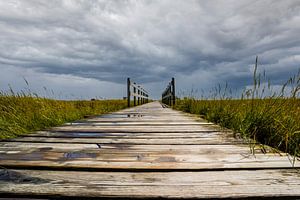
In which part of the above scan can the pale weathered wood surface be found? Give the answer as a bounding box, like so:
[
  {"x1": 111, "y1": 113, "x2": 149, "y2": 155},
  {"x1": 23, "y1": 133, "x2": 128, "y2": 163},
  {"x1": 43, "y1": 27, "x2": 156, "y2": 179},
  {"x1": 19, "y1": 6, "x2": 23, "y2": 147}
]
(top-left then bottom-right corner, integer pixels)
[
  {"x1": 0, "y1": 101, "x2": 299, "y2": 199},
  {"x1": 1, "y1": 169, "x2": 300, "y2": 199}
]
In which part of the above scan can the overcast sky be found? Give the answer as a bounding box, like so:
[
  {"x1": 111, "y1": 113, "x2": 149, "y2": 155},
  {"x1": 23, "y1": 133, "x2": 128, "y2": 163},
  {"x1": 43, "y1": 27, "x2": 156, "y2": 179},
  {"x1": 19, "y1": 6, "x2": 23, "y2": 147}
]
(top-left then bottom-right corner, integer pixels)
[{"x1": 0, "y1": 0, "x2": 299, "y2": 99}]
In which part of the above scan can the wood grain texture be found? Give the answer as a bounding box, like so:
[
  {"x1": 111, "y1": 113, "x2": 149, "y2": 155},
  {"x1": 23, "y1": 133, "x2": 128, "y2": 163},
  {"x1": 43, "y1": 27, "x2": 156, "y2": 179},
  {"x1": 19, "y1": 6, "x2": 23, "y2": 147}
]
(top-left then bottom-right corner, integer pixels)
[
  {"x1": 4, "y1": 136, "x2": 244, "y2": 145},
  {"x1": 1, "y1": 169, "x2": 300, "y2": 198}
]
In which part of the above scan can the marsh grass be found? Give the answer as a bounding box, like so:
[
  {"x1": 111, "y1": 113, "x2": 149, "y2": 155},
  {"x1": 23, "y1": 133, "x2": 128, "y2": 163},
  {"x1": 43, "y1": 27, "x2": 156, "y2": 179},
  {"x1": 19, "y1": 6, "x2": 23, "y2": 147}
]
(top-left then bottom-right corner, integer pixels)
[
  {"x1": 174, "y1": 57, "x2": 300, "y2": 157},
  {"x1": 0, "y1": 91, "x2": 127, "y2": 139}
]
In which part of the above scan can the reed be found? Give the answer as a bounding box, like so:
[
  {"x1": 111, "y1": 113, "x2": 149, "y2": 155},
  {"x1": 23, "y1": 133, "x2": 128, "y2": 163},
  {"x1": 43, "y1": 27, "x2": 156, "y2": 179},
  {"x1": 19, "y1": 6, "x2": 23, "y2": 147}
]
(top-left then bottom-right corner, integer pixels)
[
  {"x1": 0, "y1": 91, "x2": 127, "y2": 139},
  {"x1": 174, "y1": 57, "x2": 300, "y2": 156}
]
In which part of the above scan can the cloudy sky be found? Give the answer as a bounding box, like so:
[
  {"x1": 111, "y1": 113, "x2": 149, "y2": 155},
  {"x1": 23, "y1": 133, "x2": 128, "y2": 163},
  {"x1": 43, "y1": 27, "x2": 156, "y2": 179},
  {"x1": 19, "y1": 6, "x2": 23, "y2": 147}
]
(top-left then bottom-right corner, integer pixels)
[{"x1": 0, "y1": 0, "x2": 299, "y2": 99}]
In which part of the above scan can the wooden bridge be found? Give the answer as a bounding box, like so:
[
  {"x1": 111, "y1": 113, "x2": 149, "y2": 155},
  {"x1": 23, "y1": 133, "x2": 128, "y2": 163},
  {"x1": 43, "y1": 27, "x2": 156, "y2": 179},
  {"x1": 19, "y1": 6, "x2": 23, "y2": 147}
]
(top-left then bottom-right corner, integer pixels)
[{"x1": 0, "y1": 79, "x2": 300, "y2": 199}]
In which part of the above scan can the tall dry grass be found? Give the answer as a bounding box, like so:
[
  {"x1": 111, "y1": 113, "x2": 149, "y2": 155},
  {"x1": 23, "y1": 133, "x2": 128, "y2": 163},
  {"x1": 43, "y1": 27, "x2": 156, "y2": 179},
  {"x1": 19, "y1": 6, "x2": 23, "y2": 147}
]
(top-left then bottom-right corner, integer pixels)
[
  {"x1": 174, "y1": 57, "x2": 300, "y2": 157},
  {"x1": 0, "y1": 91, "x2": 127, "y2": 139}
]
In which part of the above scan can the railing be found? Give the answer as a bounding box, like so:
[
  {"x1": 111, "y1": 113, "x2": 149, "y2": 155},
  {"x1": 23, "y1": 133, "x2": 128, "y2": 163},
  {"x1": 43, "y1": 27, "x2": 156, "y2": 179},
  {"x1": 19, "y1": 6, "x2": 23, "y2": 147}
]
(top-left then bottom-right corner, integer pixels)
[
  {"x1": 162, "y1": 77, "x2": 175, "y2": 106},
  {"x1": 127, "y1": 78, "x2": 149, "y2": 107}
]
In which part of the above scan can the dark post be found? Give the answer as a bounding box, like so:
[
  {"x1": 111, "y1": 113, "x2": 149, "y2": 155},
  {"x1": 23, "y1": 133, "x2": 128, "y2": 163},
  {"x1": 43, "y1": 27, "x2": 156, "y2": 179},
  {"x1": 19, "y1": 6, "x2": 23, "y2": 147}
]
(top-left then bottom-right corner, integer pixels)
[
  {"x1": 172, "y1": 77, "x2": 175, "y2": 106},
  {"x1": 133, "y1": 83, "x2": 136, "y2": 106},
  {"x1": 169, "y1": 86, "x2": 171, "y2": 106},
  {"x1": 141, "y1": 91, "x2": 143, "y2": 104},
  {"x1": 127, "y1": 78, "x2": 130, "y2": 107},
  {"x1": 137, "y1": 86, "x2": 140, "y2": 105}
]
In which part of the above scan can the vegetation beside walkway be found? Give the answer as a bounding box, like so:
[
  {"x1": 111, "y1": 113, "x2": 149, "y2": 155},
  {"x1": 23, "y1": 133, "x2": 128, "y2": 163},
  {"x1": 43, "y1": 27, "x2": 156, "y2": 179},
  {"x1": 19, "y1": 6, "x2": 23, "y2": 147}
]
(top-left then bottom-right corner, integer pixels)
[
  {"x1": 0, "y1": 93, "x2": 127, "y2": 139},
  {"x1": 175, "y1": 62, "x2": 300, "y2": 157},
  {"x1": 175, "y1": 98, "x2": 299, "y2": 157}
]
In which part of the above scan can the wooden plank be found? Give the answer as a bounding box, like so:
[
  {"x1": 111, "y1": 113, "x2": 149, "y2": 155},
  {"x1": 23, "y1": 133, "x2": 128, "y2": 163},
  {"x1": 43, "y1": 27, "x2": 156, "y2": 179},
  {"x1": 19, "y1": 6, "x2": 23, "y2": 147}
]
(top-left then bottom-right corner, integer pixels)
[
  {"x1": 84, "y1": 118, "x2": 203, "y2": 122},
  {"x1": 0, "y1": 159, "x2": 298, "y2": 170},
  {"x1": 50, "y1": 126, "x2": 219, "y2": 133},
  {"x1": 99, "y1": 112, "x2": 191, "y2": 116},
  {"x1": 65, "y1": 122, "x2": 214, "y2": 126},
  {"x1": 94, "y1": 115, "x2": 202, "y2": 120},
  {"x1": 82, "y1": 112, "x2": 206, "y2": 122},
  {"x1": 6, "y1": 136, "x2": 244, "y2": 145},
  {"x1": 1, "y1": 169, "x2": 300, "y2": 198},
  {"x1": 0, "y1": 143, "x2": 264, "y2": 154},
  {"x1": 108, "y1": 113, "x2": 194, "y2": 117},
  {"x1": 21, "y1": 130, "x2": 233, "y2": 138},
  {"x1": 0, "y1": 143, "x2": 298, "y2": 170}
]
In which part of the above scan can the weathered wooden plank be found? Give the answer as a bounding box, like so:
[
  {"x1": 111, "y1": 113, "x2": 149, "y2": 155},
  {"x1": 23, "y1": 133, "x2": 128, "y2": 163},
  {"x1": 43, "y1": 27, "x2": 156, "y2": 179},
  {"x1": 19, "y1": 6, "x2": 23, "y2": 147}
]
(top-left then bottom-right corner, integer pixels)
[
  {"x1": 21, "y1": 130, "x2": 233, "y2": 138},
  {"x1": 0, "y1": 161, "x2": 298, "y2": 171},
  {"x1": 28, "y1": 130, "x2": 230, "y2": 137},
  {"x1": 0, "y1": 142, "x2": 99, "y2": 150},
  {"x1": 106, "y1": 112, "x2": 189, "y2": 115},
  {"x1": 0, "y1": 143, "x2": 298, "y2": 170},
  {"x1": 0, "y1": 143, "x2": 265, "y2": 154},
  {"x1": 50, "y1": 127, "x2": 219, "y2": 133},
  {"x1": 1, "y1": 169, "x2": 300, "y2": 198},
  {"x1": 65, "y1": 122, "x2": 214, "y2": 126},
  {"x1": 98, "y1": 113, "x2": 194, "y2": 117},
  {"x1": 54, "y1": 125, "x2": 217, "y2": 129},
  {"x1": 93, "y1": 115, "x2": 203, "y2": 121},
  {"x1": 84, "y1": 118, "x2": 202, "y2": 122},
  {"x1": 6, "y1": 136, "x2": 244, "y2": 145}
]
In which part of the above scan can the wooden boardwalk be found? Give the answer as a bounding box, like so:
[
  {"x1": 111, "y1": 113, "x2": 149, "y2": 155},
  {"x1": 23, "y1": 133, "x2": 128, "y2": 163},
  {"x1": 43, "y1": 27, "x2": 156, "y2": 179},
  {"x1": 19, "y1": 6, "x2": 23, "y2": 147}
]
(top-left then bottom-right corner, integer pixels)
[{"x1": 0, "y1": 101, "x2": 300, "y2": 199}]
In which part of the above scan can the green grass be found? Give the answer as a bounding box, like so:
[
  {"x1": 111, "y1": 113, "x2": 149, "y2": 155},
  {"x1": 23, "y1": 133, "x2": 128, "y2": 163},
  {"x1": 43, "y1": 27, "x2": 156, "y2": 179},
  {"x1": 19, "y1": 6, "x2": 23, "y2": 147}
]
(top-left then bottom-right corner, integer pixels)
[
  {"x1": 174, "y1": 98, "x2": 300, "y2": 156},
  {"x1": 174, "y1": 57, "x2": 300, "y2": 157},
  {"x1": 0, "y1": 93, "x2": 127, "y2": 139}
]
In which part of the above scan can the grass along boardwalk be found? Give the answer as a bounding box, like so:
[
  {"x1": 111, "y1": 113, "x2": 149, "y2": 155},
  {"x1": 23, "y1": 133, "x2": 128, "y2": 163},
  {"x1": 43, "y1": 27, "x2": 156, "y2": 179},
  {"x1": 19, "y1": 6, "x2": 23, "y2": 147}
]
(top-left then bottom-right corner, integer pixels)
[{"x1": 0, "y1": 101, "x2": 300, "y2": 199}]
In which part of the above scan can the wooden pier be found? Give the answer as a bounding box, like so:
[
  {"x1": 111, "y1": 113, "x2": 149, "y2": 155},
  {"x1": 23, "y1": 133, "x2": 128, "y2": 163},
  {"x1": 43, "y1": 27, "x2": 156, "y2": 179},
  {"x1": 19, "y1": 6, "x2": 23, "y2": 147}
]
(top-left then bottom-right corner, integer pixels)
[{"x1": 0, "y1": 101, "x2": 300, "y2": 199}]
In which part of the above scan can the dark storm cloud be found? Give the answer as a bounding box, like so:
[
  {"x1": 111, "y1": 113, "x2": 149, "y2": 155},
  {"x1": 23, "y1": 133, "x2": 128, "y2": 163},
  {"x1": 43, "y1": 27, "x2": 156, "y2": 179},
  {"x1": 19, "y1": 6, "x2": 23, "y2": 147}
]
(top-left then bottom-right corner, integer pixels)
[{"x1": 0, "y1": 0, "x2": 299, "y2": 98}]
